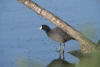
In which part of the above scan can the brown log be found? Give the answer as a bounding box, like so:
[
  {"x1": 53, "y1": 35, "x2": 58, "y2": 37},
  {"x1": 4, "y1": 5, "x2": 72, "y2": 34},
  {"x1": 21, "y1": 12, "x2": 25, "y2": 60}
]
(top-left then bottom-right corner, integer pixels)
[{"x1": 17, "y1": 0, "x2": 96, "y2": 54}]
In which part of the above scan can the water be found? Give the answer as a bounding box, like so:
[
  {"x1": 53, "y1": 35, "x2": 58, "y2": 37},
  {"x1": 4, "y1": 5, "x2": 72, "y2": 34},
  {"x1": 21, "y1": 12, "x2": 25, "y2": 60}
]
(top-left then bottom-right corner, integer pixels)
[{"x1": 0, "y1": 0, "x2": 100, "y2": 67}]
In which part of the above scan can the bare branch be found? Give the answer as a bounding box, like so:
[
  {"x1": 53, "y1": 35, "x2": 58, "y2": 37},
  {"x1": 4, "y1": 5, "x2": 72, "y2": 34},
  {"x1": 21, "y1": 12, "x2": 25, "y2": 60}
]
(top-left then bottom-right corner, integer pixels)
[{"x1": 17, "y1": 0, "x2": 96, "y2": 54}]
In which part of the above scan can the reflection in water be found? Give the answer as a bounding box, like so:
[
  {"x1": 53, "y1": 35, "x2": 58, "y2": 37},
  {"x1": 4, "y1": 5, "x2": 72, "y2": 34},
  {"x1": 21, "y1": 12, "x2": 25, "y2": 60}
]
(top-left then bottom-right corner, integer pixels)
[{"x1": 47, "y1": 52, "x2": 75, "y2": 67}]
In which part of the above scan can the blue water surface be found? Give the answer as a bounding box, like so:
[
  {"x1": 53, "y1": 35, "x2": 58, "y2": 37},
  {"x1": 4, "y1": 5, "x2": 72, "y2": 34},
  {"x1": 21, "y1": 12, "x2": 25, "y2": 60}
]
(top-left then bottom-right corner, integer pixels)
[{"x1": 0, "y1": 0, "x2": 100, "y2": 67}]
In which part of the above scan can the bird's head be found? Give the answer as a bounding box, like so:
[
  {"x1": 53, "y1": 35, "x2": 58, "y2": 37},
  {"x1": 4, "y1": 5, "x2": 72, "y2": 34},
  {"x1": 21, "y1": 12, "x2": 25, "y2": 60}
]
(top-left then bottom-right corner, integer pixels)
[{"x1": 40, "y1": 25, "x2": 51, "y2": 32}]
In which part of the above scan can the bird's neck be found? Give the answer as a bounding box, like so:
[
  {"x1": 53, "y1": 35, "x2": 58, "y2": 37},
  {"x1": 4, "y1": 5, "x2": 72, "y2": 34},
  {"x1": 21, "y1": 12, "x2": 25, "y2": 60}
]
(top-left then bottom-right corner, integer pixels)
[{"x1": 44, "y1": 28, "x2": 51, "y2": 33}]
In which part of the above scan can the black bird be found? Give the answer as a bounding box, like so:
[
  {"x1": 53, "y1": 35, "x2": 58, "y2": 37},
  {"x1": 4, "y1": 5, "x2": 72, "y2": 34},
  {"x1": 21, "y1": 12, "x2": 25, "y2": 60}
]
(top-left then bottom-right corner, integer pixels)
[{"x1": 40, "y1": 25, "x2": 75, "y2": 52}]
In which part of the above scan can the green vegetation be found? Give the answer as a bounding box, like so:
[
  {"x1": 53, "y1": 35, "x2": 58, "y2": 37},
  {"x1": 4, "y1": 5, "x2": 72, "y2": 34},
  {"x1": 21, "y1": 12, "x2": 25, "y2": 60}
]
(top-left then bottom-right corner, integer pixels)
[
  {"x1": 76, "y1": 49, "x2": 100, "y2": 67},
  {"x1": 16, "y1": 58, "x2": 43, "y2": 67}
]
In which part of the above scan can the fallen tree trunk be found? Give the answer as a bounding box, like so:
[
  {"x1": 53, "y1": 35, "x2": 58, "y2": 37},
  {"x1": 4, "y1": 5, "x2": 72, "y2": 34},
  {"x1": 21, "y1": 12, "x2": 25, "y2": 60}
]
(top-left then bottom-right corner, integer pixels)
[{"x1": 17, "y1": 0, "x2": 96, "y2": 54}]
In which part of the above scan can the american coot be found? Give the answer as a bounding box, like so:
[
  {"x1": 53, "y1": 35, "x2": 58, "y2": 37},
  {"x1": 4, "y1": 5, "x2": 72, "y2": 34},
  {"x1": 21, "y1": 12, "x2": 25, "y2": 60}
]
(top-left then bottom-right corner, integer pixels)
[{"x1": 40, "y1": 25, "x2": 75, "y2": 52}]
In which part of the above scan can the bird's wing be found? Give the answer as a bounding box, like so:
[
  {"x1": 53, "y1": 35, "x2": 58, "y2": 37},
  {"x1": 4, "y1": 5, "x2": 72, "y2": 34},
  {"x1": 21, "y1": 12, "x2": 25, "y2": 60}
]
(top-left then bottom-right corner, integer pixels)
[
  {"x1": 53, "y1": 27, "x2": 69, "y2": 37},
  {"x1": 53, "y1": 27, "x2": 73, "y2": 41}
]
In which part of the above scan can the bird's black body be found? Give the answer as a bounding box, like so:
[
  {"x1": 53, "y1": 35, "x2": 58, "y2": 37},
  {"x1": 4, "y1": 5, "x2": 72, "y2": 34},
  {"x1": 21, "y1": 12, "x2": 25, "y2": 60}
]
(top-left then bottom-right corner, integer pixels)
[
  {"x1": 40, "y1": 25, "x2": 74, "y2": 43},
  {"x1": 40, "y1": 25, "x2": 75, "y2": 52}
]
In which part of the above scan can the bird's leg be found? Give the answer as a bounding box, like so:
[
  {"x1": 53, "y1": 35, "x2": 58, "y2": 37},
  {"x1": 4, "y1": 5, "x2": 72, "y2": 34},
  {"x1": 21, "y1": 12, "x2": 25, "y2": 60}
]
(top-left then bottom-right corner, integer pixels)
[
  {"x1": 63, "y1": 51, "x2": 65, "y2": 60},
  {"x1": 56, "y1": 42, "x2": 61, "y2": 52},
  {"x1": 59, "y1": 42, "x2": 61, "y2": 52},
  {"x1": 63, "y1": 43, "x2": 65, "y2": 53},
  {"x1": 59, "y1": 50, "x2": 61, "y2": 59}
]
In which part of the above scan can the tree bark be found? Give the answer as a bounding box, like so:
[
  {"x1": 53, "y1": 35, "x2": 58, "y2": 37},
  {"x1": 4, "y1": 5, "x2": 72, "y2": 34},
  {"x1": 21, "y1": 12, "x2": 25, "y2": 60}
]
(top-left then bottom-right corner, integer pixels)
[{"x1": 17, "y1": 0, "x2": 96, "y2": 54}]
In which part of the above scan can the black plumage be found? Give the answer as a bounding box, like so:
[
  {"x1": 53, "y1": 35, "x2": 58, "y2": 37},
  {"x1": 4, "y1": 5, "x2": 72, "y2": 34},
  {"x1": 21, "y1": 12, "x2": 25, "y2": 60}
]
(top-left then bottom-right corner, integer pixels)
[{"x1": 40, "y1": 25, "x2": 75, "y2": 52}]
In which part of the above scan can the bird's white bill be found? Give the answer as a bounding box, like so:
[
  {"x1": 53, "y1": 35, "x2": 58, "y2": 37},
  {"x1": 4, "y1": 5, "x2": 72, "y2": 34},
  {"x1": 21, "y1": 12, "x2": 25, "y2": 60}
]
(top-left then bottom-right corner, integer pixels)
[{"x1": 40, "y1": 26, "x2": 42, "y2": 30}]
